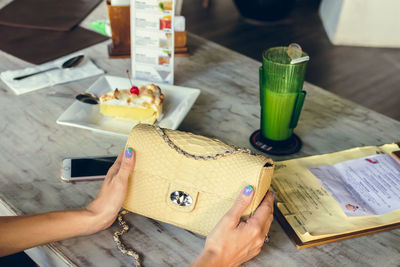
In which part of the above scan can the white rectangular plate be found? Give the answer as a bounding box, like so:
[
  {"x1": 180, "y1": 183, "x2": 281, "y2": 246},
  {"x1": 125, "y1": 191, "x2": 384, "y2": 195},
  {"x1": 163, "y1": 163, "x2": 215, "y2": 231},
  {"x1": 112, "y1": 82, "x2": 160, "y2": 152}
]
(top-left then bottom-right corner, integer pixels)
[{"x1": 57, "y1": 75, "x2": 200, "y2": 137}]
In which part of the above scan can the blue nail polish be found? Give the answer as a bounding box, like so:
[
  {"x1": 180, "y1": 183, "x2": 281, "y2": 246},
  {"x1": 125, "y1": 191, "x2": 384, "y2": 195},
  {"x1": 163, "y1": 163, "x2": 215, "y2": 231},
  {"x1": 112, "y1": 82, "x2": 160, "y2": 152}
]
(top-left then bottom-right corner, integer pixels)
[
  {"x1": 125, "y1": 147, "x2": 133, "y2": 158},
  {"x1": 243, "y1": 185, "x2": 253, "y2": 196},
  {"x1": 272, "y1": 191, "x2": 275, "y2": 200}
]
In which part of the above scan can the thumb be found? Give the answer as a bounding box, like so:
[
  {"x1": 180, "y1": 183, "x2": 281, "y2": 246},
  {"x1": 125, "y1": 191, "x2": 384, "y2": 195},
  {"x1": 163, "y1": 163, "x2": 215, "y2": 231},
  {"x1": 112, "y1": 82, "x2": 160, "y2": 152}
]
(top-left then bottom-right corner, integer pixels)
[
  {"x1": 117, "y1": 147, "x2": 136, "y2": 180},
  {"x1": 225, "y1": 185, "x2": 254, "y2": 226}
]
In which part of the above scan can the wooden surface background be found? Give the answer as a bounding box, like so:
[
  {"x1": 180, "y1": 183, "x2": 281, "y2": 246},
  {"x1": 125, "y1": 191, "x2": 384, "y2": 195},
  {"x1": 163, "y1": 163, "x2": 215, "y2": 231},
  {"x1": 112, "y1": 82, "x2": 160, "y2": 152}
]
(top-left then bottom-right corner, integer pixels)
[
  {"x1": 182, "y1": 0, "x2": 400, "y2": 121},
  {"x1": 0, "y1": 0, "x2": 399, "y2": 266},
  {"x1": 0, "y1": 32, "x2": 399, "y2": 267}
]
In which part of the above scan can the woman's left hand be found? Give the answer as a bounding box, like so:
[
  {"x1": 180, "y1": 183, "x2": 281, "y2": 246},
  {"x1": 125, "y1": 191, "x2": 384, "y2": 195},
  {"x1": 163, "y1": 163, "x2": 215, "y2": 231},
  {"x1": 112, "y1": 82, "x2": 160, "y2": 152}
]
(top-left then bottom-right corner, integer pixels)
[{"x1": 85, "y1": 147, "x2": 135, "y2": 234}]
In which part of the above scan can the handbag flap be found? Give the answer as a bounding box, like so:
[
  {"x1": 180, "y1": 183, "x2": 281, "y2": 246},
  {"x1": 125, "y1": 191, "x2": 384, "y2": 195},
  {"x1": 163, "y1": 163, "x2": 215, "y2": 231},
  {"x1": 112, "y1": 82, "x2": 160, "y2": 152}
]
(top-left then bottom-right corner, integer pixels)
[{"x1": 164, "y1": 129, "x2": 235, "y2": 157}]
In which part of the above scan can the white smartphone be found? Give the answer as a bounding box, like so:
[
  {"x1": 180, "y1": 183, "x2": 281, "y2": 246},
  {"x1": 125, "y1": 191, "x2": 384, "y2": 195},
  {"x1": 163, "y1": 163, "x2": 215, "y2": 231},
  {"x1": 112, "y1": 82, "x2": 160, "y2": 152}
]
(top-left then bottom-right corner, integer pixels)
[{"x1": 61, "y1": 156, "x2": 117, "y2": 182}]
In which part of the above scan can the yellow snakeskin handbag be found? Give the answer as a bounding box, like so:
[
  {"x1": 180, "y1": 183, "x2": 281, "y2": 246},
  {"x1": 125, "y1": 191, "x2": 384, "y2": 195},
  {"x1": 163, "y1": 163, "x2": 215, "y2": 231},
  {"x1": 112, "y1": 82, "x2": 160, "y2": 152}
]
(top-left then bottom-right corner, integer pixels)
[{"x1": 114, "y1": 124, "x2": 274, "y2": 264}]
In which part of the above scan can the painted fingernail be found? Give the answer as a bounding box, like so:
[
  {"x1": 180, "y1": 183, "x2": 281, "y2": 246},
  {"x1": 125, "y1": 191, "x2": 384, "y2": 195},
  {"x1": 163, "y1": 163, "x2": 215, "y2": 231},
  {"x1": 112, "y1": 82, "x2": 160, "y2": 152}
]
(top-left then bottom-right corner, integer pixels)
[
  {"x1": 272, "y1": 191, "x2": 275, "y2": 200},
  {"x1": 243, "y1": 185, "x2": 254, "y2": 196},
  {"x1": 125, "y1": 147, "x2": 133, "y2": 158}
]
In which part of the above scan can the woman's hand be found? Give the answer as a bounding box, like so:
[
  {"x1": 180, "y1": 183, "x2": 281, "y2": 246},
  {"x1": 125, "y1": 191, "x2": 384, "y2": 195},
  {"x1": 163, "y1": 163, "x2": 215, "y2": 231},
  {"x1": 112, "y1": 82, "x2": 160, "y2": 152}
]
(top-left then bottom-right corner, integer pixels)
[
  {"x1": 84, "y1": 147, "x2": 135, "y2": 234},
  {"x1": 191, "y1": 186, "x2": 274, "y2": 267},
  {"x1": 0, "y1": 147, "x2": 135, "y2": 257}
]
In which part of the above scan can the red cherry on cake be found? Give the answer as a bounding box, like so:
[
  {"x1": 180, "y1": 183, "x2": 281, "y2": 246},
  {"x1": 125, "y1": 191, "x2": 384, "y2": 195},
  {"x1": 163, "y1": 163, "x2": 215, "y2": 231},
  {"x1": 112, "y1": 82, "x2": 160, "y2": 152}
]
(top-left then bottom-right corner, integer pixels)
[{"x1": 130, "y1": 86, "x2": 139, "y2": 95}]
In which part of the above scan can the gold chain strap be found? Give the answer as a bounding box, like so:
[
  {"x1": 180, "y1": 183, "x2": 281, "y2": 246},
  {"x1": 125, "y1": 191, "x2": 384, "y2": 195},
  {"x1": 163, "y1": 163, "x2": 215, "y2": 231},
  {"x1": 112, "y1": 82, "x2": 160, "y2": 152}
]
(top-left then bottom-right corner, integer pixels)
[
  {"x1": 113, "y1": 126, "x2": 257, "y2": 264},
  {"x1": 113, "y1": 210, "x2": 141, "y2": 266},
  {"x1": 155, "y1": 126, "x2": 256, "y2": 160}
]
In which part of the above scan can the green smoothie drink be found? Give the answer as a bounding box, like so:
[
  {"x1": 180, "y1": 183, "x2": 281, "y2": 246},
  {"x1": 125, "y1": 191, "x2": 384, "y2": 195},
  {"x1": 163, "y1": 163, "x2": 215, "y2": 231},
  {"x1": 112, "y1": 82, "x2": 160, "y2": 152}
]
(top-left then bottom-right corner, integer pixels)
[
  {"x1": 259, "y1": 45, "x2": 308, "y2": 142},
  {"x1": 261, "y1": 91, "x2": 298, "y2": 140}
]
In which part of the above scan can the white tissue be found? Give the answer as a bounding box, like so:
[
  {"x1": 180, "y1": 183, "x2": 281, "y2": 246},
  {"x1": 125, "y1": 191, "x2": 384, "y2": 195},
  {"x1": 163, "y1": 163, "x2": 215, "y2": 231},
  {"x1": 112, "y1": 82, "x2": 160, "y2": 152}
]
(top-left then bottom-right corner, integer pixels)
[
  {"x1": 174, "y1": 16, "x2": 186, "y2": 32},
  {"x1": 0, "y1": 54, "x2": 104, "y2": 95},
  {"x1": 110, "y1": 0, "x2": 130, "y2": 6}
]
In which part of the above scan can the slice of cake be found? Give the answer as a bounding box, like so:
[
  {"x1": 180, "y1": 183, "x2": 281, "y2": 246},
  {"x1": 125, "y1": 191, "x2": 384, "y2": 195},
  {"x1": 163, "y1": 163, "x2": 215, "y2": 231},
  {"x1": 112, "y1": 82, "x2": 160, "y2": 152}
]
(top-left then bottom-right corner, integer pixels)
[{"x1": 99, "y1": 84, "x2": 164, "y2": 124}]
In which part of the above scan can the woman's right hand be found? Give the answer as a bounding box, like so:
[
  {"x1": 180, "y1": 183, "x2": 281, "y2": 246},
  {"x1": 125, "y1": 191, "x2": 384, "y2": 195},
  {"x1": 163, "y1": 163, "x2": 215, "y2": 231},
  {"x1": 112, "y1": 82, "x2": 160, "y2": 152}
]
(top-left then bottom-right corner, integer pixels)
[{"x1": 191, "y1": 186, "x2": 274, "y2": 267}]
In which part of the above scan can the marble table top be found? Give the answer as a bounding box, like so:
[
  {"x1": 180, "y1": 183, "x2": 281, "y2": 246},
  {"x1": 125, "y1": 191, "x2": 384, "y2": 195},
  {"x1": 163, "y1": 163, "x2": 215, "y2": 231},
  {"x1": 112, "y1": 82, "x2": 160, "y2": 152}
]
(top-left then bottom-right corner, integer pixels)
[{"x1": 0, "y1": 1, "x2": 399, "y2": 266}]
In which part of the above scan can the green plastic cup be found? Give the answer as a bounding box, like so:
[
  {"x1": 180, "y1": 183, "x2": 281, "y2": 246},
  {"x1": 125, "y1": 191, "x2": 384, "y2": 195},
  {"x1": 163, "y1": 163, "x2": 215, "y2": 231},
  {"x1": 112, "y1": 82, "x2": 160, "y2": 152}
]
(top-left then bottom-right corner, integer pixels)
[{"x1": 259, "y1": 46, "x2": 308, "y2": 141}]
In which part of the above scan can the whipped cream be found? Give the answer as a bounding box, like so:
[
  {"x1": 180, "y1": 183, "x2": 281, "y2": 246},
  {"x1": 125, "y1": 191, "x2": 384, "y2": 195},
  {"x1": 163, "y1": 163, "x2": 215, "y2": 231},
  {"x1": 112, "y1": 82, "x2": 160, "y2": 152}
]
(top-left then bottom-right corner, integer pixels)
[{"x1": 99, "y1": 84, "x2": 164, "y2": 117}]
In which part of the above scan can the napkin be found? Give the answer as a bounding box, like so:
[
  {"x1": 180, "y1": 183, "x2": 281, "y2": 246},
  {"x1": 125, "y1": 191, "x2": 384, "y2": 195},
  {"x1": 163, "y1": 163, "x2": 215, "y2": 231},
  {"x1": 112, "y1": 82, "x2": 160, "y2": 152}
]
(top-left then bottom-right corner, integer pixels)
[
  {"x1": 0, "y1": 25, "x2": 109, "y2": 64},
  {"x1": 0, "y1": 54, "x2": 104, "y2": 95},
  {"x1": 0, "y1": 0, "x2": 102, "y2": 31}
]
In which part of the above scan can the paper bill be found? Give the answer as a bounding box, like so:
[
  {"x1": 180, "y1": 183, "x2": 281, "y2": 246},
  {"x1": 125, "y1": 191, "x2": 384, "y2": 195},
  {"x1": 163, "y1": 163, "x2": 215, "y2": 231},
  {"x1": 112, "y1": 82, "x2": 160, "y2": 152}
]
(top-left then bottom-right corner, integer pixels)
[{"x1": 309, "y1": 154, "x2": 400, "y2": 216}]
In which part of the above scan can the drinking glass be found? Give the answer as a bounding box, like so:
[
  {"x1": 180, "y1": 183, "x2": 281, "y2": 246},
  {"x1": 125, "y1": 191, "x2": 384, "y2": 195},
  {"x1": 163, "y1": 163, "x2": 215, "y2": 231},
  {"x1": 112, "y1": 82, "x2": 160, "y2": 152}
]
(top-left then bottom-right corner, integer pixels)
[{"x1": 259, "y1": 46, "x2": 308, "y2": 142}]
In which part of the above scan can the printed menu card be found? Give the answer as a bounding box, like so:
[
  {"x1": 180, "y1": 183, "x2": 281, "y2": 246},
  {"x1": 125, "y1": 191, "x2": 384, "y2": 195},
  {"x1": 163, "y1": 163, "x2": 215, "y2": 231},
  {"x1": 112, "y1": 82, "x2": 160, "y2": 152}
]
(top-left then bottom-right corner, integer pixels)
[{"x1": 130, "y1": 0, "x2": 174, "y2": 84}]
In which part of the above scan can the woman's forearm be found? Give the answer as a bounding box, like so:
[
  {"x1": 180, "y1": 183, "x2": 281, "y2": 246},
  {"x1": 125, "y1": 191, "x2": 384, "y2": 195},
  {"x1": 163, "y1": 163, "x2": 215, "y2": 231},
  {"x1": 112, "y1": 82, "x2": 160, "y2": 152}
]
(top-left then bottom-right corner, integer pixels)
[
  {"x1": 0, "y1": 209, "x2": 96, "y2": 257},
  {"x1": 0, "y1": 148, "x2": 135, "y2": 258}
]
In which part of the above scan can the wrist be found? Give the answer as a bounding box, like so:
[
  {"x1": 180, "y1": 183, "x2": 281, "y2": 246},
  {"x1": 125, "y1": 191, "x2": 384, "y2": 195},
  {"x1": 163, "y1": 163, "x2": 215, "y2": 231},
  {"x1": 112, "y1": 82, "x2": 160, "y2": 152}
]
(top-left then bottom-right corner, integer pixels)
[
  {"x1": 192, "y1": 247, "x2": 224, "y2": 267},
  {"x1": 79, "y1": 208, "x2": 104, "y2": 236}
]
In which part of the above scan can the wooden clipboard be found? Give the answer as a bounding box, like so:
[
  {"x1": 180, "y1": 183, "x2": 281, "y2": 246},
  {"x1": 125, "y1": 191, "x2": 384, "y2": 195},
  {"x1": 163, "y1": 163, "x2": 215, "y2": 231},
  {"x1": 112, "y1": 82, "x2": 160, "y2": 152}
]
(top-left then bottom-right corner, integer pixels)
[
  {"x1": 274, "y1": 203, "x2": 400, "y2": 249},
  {"x1": 273, "y1": 145, "x2": 400, "y2": 249}
]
